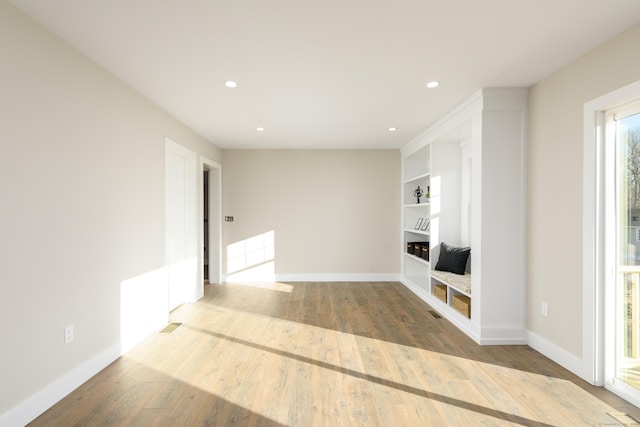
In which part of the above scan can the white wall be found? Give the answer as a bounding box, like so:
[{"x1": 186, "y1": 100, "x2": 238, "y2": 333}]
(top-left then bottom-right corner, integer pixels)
[
  {"x1": 0, "y1": 2, "x2": 220, "y2": 422},
  {"x1": 221, "y1": 150, "x2": 400, "y2": 281},
  {"x1": 527, "y1": 24, "x2": 640, "y2": 358}
]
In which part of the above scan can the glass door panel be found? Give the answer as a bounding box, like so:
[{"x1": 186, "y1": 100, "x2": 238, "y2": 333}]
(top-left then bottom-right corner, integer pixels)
[{"x1": 615, "y1": 109, "x2": 640, "y2": 393}]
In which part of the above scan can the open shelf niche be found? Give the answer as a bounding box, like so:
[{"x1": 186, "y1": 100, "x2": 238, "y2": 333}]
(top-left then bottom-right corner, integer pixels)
[
  {"x1": 400, "y1": 88, "x2": 527, "y2": 345},
  {"x1": 402, "y1": 144, "x2": 431, "y2": 291}
]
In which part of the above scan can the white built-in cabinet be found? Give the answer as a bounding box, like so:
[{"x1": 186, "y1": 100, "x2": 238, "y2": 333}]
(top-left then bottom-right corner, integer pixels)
[
  {"x1": 400, "y1": 88, "x2": 527, "y2": 345},
  {"x1": 402, "y1": 145, "x2": 431, "y2": 288}
]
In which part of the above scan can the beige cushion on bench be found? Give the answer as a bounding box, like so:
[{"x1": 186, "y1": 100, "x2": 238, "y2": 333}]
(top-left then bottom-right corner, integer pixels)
[{"x1": 431, "y1": 270, "x2": 472, "y2": 295}]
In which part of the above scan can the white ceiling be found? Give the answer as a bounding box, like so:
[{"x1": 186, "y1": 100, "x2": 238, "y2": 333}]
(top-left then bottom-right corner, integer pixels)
[{"x1": 10, "y1": 0, "x2": 640, "y2": 149}]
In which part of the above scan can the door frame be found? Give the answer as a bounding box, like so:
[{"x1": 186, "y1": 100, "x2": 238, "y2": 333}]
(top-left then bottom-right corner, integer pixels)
[
  {"x1": 583, "y1": 79, "x2": 640, "y2": 397},
  {"x1": 198, "y1": 156, "x2": 222, "y2": 294}
]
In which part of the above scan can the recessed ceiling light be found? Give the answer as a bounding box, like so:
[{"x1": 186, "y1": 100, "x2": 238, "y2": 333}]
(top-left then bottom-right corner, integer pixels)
[
  {"x1": 388, "y1": 127, "x2": 397, "y2": 132},
  {"x1": 426, "y1": 81, "x2": 440, "y2": 88},
  {"x1": 256, "y1": 127, "x2": 265, "y2": 132},
  {"x1": 224, "y1": 81, "x2": 238, "y2": 88}
]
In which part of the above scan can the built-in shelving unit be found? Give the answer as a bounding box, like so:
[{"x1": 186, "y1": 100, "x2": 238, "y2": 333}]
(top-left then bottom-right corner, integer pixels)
[
  {"x1": 400, "y1": 88, "x2": 528, "y2": 345},
  {"x1": 402, "y1": 145, "x2": 431, "y2": 291}
]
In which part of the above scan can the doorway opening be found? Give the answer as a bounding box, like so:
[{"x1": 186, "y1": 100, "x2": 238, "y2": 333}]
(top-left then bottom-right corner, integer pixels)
[
  {"x1": 204, "y1": 169, "x2": 210, "y2": 284},
  {"x1": 200, "y1": 157, "x2": 221, "y2": 288}
]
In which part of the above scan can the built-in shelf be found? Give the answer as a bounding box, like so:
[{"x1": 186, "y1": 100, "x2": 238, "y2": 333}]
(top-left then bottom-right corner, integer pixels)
[
  {"x1": 403, "y1": 172, "x2": 431, "y2": 184},
  {"x1": 400, "y1": 88, "x2": 528, "y2": 346},
  {"x1": 404, "y1": 252, "x2": 429, "y2": 266},
  {"x1": 404, "y1": 229, "x2": 429, "y2": 236}
]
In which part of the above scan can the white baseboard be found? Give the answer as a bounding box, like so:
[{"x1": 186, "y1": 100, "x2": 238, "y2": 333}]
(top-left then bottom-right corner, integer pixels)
[
  {"x1": 222, "y1": 273, "x2": 401, "y2": 283},
  {"x1": 527, "y1": 330, "x2": 589, "y2": 381},
  {"x1": 476, "y1": 328, "x2": 528, "y2": 346},
  {"x1": 0, "y1": 344, "x2": 120, "y2": 427},
  {"x1": 275, "y1": 273, "x2": 400, "y2": 282}
]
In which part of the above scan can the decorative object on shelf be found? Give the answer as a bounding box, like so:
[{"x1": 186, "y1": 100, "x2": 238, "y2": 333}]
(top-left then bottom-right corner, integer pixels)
[
  {"x1": 415, "y1": 218, "x2": 423, "y2": 229},
  {"x1": 426, "y1": 185, "x2": 430, "y2": 200},
  {"x1": 407, "y1": 241, "x2": 429, "y2": 257},
  {"x1": 420, "y1": 219, "x2": 430, "y2": 232},
  {"x1": 415, "y1": 242, "x2": 424, "y2": 257},
  {"x1": 413, "y1": 185, "x2": 424, "y2": 203},
  {"x1": 420, "y1": 243, "x2": 430, "y2": 261}
]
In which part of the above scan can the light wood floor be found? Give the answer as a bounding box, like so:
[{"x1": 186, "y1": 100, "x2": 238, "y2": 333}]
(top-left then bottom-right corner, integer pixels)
[{"x1": 30, "y1": 282, "x2": 640, "y2": 426}]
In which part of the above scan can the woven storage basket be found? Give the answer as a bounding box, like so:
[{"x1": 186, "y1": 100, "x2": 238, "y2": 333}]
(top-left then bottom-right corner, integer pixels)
[
  {"x1": 433, "y1": 284, "x2": 447, "y2": 303},
  {"x1": 452, "y1": 294, "x2": 471, "y2": 318}
]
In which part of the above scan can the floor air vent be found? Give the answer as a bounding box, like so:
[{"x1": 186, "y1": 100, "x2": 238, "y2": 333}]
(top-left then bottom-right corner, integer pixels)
[
  {"x1": 158, "y1": 322, "x2": 183, "y2": 334},
  {"x1": 428, "y1": 310, "x2": 442, "y2": 319},
  {"x1": 607, "y1": 412, "x2": 640, "y2": 426}
]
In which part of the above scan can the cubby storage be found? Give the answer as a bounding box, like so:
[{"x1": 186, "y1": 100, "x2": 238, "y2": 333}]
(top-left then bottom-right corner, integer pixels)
[
  {"x1": 400, "y1": 88, "x2": 527, "y2": 345},
  {"x1": 433, "y1": 284, "x2": 447, "y2": 303},
  {"x1": 452, "y1": 294, "x2": 471, "y2": 318},
  {"x1": 430, "y1": 269, "x2": 472, "y2": 318}
]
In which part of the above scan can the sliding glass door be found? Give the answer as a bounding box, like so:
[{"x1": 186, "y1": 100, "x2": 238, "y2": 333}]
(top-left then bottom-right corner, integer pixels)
[{"x1": 608, "y1": 102, "x2": 640, "y2": 403}]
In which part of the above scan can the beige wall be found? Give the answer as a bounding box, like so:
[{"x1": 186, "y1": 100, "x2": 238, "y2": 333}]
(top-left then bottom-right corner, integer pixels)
[
  {"x1": 0, "y1": 2, "x2": 220, "y2": 418},
  {"x1": 222, "y1": 150, "x2": 400, "y2": 277},
  {"x1": 527, "y1": 24, "x2": 640, "y2": 356}
]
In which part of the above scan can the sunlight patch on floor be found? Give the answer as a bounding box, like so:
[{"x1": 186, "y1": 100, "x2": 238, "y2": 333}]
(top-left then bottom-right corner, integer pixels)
[{"x1": 123, "y1": 300, "x2": 627, "y2": 426}]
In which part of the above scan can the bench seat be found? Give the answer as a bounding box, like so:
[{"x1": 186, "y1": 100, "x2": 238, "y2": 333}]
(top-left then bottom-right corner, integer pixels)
[{"x1": 430, "y1": 270, "x2": 472, "y2": 295}]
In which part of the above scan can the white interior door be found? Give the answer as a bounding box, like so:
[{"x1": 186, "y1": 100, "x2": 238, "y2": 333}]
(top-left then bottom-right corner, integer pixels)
[{"x1": 165, "y1": 139, "x2": 197, "y2": 311}]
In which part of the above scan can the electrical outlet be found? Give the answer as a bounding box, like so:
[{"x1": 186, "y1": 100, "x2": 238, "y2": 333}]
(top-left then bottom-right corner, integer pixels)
[
  {"x1": 224, "y1": 216, "x2": 234, "y2": 222},
  {"x1": 541, "y1": 302, "x2": 549, "y2": 317},
  {"x1": 64, "y1": 324, "x2": 74, "y2": 344}
]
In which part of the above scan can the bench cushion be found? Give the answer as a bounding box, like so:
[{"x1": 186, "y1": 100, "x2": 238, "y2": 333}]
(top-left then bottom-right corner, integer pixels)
[{"x1": 431, "y1": 270, "x2": 472, "y2": 295}]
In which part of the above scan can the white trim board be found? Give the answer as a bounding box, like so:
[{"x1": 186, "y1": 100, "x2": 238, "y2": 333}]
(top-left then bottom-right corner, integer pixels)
[
  {"x1": 0, "y1": 344, "x2": 120, "y2": 427},
  {"x1": 222, "y1": 273, "x2": 401, "y2": 283},
  {"x1": 527, "y1": 331, "x2": 588, "y2": 380}
]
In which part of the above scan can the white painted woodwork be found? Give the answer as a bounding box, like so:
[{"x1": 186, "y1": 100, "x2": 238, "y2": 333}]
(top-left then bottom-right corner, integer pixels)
[
  {"x1": 199, "y1": 156, "x2": 222, "y2": 290},
  {"x1": 165, "y1": 138, "x2": 198, "y2": 310},
  {"x1": 400, "y1": 88, "x2": 528, "y2": 345}
]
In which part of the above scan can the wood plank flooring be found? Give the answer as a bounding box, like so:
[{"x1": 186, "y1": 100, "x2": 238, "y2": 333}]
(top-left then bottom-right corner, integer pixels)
[{"x1": 29, "y1": 282, "x2": 640, "y2": 426}]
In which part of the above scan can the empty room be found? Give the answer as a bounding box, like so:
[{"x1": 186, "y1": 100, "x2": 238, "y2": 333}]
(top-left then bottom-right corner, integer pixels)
[{"x1": 3, "y1": 1, "x2": 640, "y2": 426}]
